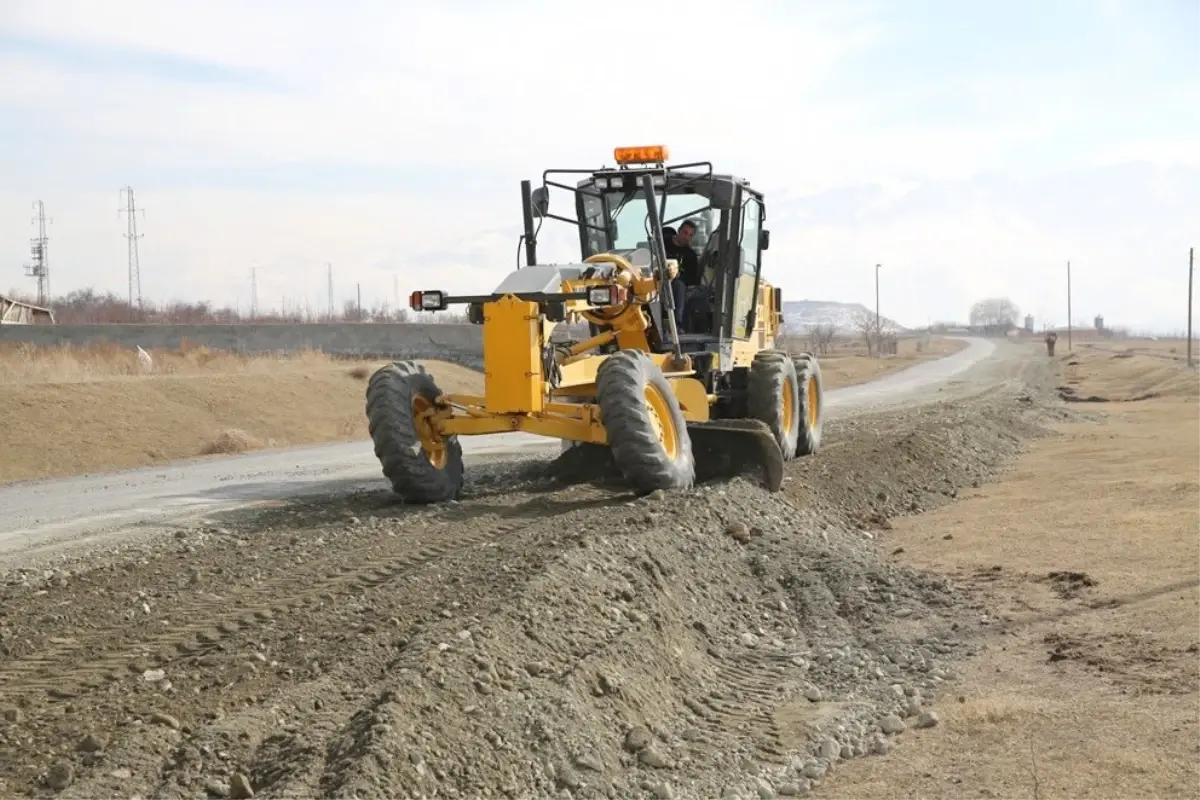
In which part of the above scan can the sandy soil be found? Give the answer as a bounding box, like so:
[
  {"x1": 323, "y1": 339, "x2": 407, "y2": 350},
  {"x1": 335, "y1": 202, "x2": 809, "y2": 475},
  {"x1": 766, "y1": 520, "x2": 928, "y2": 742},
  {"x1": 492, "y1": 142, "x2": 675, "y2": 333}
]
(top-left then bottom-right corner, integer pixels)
[
  {"x1": 823, "y1": 345, "x2": 1200, "y2": 799},
  {"x1": 0, "y1": 336, "x2": 965, "y2": 485},
  {"x1": 0, "y1": 340, "x2": 1082, "y2": 800}
]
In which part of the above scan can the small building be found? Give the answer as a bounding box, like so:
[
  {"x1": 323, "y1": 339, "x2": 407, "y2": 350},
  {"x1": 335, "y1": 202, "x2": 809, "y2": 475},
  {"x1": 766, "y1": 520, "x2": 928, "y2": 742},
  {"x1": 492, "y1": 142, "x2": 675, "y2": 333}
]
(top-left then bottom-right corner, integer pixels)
[{"x1": 0, "y1": 293, "x2": 56, "y2": 324}]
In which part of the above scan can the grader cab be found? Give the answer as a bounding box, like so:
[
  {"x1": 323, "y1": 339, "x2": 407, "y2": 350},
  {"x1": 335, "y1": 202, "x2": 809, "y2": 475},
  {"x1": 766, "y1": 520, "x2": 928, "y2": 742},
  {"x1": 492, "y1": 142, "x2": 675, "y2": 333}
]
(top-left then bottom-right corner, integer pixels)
[{"x1": 365, "y1": 145, "x2": 824, "y2": 502}]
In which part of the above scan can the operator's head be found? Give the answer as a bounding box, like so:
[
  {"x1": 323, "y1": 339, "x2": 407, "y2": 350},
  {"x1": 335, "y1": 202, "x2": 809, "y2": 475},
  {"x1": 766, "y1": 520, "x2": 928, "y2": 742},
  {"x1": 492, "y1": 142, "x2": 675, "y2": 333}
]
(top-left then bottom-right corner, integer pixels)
[{"x1": 676, "y1": 219, "x2": 699, "y2": 247}]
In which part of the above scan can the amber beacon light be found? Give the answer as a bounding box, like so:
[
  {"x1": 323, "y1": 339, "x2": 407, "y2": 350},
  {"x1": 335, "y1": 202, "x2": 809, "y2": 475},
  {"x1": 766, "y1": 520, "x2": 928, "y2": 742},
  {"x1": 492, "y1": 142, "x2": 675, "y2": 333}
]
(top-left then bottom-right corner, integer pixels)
[{"x1": 613, "y1": 145, "x2": 670, "y2": 165}]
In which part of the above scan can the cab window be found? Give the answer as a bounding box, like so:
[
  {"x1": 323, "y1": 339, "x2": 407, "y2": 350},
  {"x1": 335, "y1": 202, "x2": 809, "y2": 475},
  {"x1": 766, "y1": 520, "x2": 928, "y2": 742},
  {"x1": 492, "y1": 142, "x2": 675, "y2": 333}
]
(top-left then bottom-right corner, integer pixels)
[{"x1": 740, "y1": 198, "x2": 762, "y2": 276}]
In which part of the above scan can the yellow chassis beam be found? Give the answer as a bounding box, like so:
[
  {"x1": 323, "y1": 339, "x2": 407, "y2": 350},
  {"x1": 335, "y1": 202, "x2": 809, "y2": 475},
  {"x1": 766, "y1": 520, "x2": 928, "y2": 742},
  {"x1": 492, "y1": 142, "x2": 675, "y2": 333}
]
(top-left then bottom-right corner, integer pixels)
[
  {"x1": 428, "y1": 372, "x2": 712, "y2": 445},
  {"x1": 431, "y1": 394, "x2": 609, "y2": 444}
]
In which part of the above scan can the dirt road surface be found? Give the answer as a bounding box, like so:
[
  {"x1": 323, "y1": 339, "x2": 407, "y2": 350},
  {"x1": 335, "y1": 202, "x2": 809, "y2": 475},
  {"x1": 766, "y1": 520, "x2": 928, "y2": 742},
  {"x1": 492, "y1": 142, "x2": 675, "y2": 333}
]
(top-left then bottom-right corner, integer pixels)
[
  {"x1": 0, "y1": 338, "x2": 994, "y2": 564},
  {"x1": 0, "y1": 336, "x2": 1123, "y2": 800}
]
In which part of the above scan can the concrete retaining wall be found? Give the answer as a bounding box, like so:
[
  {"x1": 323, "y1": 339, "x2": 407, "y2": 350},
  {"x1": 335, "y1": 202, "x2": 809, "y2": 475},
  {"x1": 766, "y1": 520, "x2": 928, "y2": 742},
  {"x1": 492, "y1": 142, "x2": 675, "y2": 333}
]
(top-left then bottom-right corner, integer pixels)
[{"x1": 0, "y1": 323, "x2": 488, "y2": 368}]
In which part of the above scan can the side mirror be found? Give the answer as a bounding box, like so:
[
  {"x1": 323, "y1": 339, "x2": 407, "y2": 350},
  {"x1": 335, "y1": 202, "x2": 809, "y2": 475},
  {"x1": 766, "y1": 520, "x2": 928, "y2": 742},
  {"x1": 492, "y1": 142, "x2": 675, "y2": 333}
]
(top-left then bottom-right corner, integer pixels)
[
  {"x1": 759, "y1": 229, "x2": 771, "y2": 251},
  {"x1": 530, "y1": 187, "x2": 549, "y2": 218}
]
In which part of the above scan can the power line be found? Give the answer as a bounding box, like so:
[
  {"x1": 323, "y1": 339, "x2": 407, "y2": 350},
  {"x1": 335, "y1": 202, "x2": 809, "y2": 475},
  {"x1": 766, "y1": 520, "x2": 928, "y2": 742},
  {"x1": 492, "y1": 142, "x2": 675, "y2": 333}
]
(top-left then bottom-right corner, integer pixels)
[
  {"x1": 25, "y1": 200, "x2": 51, "y2": 306},
  {"x1": 119, "y1": 187, "x2": 144, "y2": 308}
]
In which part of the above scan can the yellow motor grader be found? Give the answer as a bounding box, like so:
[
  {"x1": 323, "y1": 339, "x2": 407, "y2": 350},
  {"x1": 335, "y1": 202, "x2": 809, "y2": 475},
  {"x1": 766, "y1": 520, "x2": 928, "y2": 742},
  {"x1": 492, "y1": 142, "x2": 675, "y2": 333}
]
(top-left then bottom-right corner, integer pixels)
[{"x1": 365, "y1": 145, "x2": 824, "y2": 502}]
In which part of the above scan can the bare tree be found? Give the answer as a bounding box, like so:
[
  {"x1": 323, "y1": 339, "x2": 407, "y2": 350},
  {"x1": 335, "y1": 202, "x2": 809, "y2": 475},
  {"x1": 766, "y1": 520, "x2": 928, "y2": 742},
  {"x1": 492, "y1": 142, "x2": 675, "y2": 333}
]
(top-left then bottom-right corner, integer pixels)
[
  {"x1": 969, "y1": 297, "x2": 1020, "y2": 335},
  {"x1": 852, "y1": 309, "x2": 902, "y2": 356},
  {"x1": 342, "y1": 298, "x2": 365, "y2": 322},
  {"x1": 853, "y1": 310, "x2": 878, "y2": 356},
  {"x1": 25, "y1": 283, "x2": 474, "y2": 325},
  {"x1": 807, "y1": 322, "x2": 837, "y2": 355},
  {"x1": 880, "y1": 323, "x2": 899, "y2": 355}
]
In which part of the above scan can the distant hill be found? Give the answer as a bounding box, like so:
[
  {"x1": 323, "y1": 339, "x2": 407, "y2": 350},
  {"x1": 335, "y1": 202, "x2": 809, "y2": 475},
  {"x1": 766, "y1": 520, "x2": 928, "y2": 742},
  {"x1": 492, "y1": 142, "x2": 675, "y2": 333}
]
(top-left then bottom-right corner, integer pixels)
[{"x1": 782, "y1": 300, "x2": 906, "y2": 334}]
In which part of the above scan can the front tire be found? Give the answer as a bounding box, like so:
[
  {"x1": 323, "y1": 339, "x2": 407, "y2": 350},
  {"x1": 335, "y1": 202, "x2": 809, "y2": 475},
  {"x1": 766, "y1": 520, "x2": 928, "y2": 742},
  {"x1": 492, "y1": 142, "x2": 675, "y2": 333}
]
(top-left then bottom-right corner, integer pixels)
[
  {"x1": 365, "y1": 361, "x2": 464, "y2": 503},
  {"x1": 596, "y1": 350, "x2": 695, "y2": 493}
]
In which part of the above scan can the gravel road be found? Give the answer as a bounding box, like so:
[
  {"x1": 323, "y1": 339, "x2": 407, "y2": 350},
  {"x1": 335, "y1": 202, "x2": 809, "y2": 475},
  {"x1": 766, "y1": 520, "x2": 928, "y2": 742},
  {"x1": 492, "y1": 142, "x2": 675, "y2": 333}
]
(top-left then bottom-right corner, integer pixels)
[
  {"x1": 0, "y1": 338, "x2": 994, "y2": 565},
  {"x1": 0, "y1": 337, "x2": 1072, "y2": 800}
]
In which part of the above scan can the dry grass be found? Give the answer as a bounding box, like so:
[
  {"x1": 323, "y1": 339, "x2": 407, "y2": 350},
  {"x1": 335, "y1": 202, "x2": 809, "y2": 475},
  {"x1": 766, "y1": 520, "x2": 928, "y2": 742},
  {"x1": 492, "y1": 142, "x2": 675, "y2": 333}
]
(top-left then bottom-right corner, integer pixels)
[
  {"x1": 1059, "y1": 342, "x2": 1199, "y2": 401},
  {"x1": 1074, "y1": 336, "x2": 1199, "y2": 367},
  {"x1": 0, "y1": 340, "x2": 342, "y2": 383},
  {"x1": 825, "y1": 346, "x2": 1199, "y2": 800},
  {"x1": 0, "y1": 347, "x2": 483, "y2": 485}
]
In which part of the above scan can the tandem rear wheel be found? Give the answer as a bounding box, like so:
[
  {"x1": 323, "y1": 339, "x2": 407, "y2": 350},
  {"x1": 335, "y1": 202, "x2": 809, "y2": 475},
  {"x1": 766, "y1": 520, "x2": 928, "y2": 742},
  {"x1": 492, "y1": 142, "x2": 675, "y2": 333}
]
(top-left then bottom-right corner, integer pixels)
[{"x1": 746, "y1": 349, "x2": 824, "y2": 459}]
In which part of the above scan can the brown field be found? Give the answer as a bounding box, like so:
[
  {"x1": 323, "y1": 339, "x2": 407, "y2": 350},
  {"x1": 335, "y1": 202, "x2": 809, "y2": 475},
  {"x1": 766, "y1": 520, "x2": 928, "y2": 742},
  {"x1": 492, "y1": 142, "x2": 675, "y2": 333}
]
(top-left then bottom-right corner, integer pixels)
[
  {"x1": 0, "y1": 342, "x2": 482, "y2": 485},
  {"x1": 824, "y1": 345, "x2": 1200, "y2": 799},
  {"x1": 0, "y1": 335, "x2": 967, "y2": 485},
  {"x1": 1074, "y1": 336, "x2": 1198, "y2": 365}
]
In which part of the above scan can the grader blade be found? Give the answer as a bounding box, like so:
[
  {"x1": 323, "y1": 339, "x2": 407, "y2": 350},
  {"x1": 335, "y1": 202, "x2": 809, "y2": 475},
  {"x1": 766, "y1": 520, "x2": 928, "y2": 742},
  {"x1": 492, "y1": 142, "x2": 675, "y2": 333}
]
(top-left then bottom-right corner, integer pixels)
[{"x1": 687, "y1": 419, "x2": 785, "y2": 492}]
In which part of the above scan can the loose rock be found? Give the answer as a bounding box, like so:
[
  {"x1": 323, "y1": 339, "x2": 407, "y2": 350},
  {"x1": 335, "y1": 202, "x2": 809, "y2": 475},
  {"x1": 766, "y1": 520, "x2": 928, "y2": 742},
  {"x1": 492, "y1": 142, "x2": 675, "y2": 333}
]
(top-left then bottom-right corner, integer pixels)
[
  {"x1": 915, "y1": 710, "x2": 940, "y2": 729},
  {"x1": 46, "y1": 762, "x2": 74, "y2": 791}
]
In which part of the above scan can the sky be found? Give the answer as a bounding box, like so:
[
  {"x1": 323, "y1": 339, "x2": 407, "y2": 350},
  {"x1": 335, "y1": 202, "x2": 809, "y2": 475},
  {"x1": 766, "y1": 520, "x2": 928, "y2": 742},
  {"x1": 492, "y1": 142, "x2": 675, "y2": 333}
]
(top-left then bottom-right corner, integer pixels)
[{"x1": 1, "y1": 0, "x2": 1197, "y2": 332}]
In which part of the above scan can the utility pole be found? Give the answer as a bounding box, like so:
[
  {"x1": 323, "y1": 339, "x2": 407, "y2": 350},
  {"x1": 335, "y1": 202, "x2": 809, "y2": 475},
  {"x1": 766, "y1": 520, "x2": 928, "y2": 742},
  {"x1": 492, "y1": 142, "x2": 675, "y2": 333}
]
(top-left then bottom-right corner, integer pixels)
[
  {"x1": 250, "y1": 267, "x2": 258, "y2": 319},
  {"x1": 118, "y1": 187, "x2": 144, "y2": 309},
  {"x1": 327, "y1": 263, "x2": 334, "y2": 320},
  {"x1": 25, "y1": 200, "x2": 51, "y2": 305},
  {"x1": 393, "y1": 274, "x2": 399, "y2": 315},
  {"x1": 1188, "y1": 247, "x2": 1194, "y2": 368},
  {"x1": 356, "y1": 282, "x2": 362, "y2": 321},
  {"x1": 1066, "y1": 260, "x2": 1073, "y2": 352},
  {"x1": 874, "y1": 263, "x2": 882, "y2": 358}
]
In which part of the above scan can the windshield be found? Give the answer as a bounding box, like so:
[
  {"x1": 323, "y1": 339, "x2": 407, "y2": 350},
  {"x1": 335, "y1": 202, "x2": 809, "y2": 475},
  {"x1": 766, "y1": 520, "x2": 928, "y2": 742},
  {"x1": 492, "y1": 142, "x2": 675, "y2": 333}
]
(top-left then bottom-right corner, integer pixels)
[{"x1": 606, "y1": 191, "x2": 717, "y2": 253}]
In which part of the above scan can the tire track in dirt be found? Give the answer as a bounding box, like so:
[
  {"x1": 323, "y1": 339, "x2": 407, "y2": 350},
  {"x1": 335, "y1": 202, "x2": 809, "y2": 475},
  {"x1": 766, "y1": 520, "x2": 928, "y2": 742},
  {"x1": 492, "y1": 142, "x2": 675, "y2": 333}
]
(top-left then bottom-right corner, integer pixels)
[
  {"x1": 690, "y1": 652, "x2": 799, "y2": 762},
  {"x1": 0, "y1": 471, "x2": 583, "y2": 797},
  {"x1": 122, "y1": 486, "x2": 599, "y2": 800},
  {"x1": 0, "y1": 514, "x2": 524, "y2": 711}
]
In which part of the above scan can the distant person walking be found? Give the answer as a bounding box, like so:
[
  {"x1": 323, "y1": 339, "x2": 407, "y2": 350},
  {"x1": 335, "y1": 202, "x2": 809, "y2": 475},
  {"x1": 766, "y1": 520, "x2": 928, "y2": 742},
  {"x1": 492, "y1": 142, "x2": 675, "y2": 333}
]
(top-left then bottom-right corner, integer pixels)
[{"x1": 1045, "y1": 330, "x2": 1058, "y2": 357}]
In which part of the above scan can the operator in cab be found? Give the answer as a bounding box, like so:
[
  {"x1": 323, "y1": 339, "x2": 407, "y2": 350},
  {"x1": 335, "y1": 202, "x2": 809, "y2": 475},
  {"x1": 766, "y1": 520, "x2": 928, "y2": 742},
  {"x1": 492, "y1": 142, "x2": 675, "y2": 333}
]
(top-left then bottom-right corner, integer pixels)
[
  {"x1": 661, "y1": 220, "x2": 702, "y2": 332},
  {"x1": 665, "y1": 220, "x2": 703, "y2": 286}
]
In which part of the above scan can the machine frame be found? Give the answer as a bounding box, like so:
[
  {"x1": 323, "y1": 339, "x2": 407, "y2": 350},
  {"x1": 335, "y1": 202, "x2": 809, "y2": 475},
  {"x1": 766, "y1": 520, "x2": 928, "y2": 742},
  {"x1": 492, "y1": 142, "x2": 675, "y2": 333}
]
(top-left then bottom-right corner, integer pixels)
[{"x1": 376, "y1": 145, "x2": 821, "y2": 501}]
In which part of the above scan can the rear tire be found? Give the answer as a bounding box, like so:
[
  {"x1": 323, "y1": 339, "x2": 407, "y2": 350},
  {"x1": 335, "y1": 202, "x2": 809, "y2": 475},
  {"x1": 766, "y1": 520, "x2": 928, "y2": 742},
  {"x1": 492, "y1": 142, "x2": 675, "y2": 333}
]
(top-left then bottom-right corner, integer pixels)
[
  {"x1": 365, "y1": 361, "x2": 464, "y2": 503},
  {"x1": 747, "y1": 349, "x2": 801, "y2": 461},
  {"x1": 596, "y1": 350, "x2": 695, "y2": 493},
  {"x1": 793, "y1": 353, "x2": 824, "y2": 456}
]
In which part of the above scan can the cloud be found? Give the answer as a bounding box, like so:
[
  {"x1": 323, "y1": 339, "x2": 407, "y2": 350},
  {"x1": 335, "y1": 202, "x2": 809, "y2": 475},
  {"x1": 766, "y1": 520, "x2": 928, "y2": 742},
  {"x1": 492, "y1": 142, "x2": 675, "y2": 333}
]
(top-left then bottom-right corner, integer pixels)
[
  {"x1": 0, "y1": 32, "x2": 287, "y2": 89},
  {"x1": 1, "y1": 0, "x2": 1197, "y2": 332}
]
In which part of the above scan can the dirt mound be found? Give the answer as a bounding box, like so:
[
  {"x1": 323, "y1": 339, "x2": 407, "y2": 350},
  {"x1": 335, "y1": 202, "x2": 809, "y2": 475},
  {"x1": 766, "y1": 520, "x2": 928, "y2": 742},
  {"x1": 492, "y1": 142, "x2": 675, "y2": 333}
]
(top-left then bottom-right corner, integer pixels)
[
  {"x1": 1057, "y1": 348, "x2": 1198, "y2": 402},
  {"x1": 0, "y1": 352, "x2": 1069, "y2": 799},
  {"x1": 200, "y1": 428, "x2": 264, "y2": 455},
  {"x1": 785, "y1": 391, "x2": 1073, "y2": 533}
]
